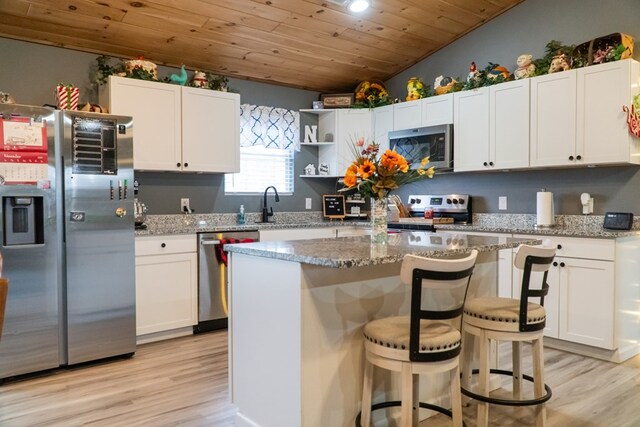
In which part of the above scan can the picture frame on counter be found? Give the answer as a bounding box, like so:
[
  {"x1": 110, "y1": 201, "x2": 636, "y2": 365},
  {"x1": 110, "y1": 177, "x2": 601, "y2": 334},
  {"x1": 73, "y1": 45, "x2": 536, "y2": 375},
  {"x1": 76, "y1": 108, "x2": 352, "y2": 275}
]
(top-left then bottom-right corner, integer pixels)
[
  {"x1": 320, "y1": 93, "x2": 354, "y2": 108},
  {"x1": 322, "y1": 194, "x2": 346, "y2": 219}
]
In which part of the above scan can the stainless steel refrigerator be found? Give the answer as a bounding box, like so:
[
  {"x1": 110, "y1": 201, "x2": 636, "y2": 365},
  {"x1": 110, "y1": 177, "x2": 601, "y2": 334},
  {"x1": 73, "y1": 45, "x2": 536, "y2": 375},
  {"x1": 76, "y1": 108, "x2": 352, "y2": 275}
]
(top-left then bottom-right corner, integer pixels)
[{"x1": 0, "y1": 105, "x2": 136, "y2": 379}]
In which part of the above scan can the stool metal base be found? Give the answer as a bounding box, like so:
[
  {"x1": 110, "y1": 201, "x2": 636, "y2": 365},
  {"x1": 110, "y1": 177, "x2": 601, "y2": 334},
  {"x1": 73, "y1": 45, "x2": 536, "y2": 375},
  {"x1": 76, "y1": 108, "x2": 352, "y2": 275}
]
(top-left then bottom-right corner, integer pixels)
[
  {"x1": 461, "y1": 368, "x2": 552, "y2": 407},
  {"x1": 355, "y1": 400, "x2": 467, "y2": 427}
]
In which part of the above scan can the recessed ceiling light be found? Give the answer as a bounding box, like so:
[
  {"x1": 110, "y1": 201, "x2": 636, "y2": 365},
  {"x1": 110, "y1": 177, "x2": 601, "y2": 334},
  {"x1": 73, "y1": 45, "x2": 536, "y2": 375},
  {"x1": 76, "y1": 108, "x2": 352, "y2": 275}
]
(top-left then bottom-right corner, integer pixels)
[{"x1": 348, "y1": 0, "x2": 370, "y2": 12}]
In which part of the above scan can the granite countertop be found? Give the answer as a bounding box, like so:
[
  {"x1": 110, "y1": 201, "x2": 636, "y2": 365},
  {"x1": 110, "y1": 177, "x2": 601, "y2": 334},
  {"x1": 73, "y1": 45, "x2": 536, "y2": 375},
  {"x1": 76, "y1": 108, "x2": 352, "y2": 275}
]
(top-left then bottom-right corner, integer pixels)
[
  {"x1": 434, "y1": 213, "x2": 640, "y2": 238},
  {"x1": 225, "y1": 232, "x2": 541, "y2": 268},
  {"x1": 135, "y1": 212, "x2": 369, "y2": 236}
]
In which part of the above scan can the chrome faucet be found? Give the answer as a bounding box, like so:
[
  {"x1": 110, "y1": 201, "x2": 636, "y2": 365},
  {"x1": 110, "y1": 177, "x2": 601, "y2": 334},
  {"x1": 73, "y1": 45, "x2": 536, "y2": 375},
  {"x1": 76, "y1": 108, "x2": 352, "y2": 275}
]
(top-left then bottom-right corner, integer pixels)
[{"x1": 262, "y1": 186, "x2": 280, "y2": 223}]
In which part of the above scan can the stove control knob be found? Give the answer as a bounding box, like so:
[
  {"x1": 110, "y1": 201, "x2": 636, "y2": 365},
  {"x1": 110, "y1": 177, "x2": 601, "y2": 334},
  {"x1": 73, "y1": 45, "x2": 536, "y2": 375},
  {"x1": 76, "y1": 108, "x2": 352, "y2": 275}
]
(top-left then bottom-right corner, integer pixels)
[
  {"x1": 452, "y1": 199, "x2": 459, "y2": 204},
  {"x1": 410, "y1": 198, "x2": 416, "y2": 204},
  {"x1": 459, "y1": 199, "x2": 465, "y2": 205},
  {"x1": 446, "y1": 198, "x2": 452, "y2": 204},
  {"x1": 415, "y1": 198, "x2": 421, "y2": 204}
]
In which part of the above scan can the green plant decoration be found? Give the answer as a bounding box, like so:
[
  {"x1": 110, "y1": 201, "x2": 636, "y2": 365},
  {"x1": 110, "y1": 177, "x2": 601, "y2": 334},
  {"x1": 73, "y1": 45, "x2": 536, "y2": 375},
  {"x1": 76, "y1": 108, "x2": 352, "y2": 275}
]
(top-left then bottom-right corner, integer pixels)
[
  {"x1": 95, "y1": 55, "x2": 124, "y2": 85},
  {"x1": 532, "y1": 40, "x2": 575, "y2": 75}
]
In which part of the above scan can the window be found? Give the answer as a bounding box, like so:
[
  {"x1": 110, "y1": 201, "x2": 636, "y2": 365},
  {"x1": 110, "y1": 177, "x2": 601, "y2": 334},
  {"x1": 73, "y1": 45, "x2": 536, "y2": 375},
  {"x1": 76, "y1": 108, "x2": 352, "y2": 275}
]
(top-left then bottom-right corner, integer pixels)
[{"x1": 225, "y1": 104, "x2": 299, "y2": 194}]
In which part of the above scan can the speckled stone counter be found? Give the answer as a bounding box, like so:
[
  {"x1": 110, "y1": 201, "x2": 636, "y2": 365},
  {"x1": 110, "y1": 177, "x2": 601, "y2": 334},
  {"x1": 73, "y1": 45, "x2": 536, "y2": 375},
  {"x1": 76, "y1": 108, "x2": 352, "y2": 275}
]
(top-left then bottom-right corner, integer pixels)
[
  {"x1": 435, "y1": 214, "x2": 640, "y2": 238},
  {"x1": 135, "y1": 212, "x2": 369, "y2": 235},
  {"x1": 225, "y1": 231, "x2": 540, "y2": 268}
]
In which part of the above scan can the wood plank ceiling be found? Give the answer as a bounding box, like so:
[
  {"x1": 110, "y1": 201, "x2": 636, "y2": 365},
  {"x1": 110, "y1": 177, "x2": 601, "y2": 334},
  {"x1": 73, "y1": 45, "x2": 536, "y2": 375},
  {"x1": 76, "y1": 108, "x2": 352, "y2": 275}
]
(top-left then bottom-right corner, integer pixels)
[{"x1": 0, "y1": 0, "x2": 523, "y2": 93}]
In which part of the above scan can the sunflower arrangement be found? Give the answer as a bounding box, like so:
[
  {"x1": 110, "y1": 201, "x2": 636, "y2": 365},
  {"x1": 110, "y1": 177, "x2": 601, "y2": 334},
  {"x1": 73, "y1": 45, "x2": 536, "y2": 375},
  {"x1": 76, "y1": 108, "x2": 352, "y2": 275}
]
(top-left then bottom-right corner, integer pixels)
[
  {"x1": 354, "y1": 81, "x2": 391, "y2": 108},
  {"x1": 341, "y1": 137, "x2": 434, "y2": 200}
]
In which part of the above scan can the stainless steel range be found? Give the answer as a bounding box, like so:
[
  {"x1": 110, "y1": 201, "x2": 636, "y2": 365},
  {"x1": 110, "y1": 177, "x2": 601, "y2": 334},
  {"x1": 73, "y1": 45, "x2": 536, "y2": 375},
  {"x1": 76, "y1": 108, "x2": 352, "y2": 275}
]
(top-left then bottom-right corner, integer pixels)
[
  {"x1": 407, "y1": 194, "x2": 472, "y2": 223},
  {"x1": 388, "y1": 194, "x2": 472, "y2": 231}
]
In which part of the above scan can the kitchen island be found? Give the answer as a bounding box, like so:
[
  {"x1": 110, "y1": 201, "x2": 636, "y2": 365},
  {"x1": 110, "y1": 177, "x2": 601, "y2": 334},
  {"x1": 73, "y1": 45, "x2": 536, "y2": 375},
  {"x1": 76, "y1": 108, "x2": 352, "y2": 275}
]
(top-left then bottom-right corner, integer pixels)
[{"x1": 226, "y1": 231, "x2": 540, "y2": 427}]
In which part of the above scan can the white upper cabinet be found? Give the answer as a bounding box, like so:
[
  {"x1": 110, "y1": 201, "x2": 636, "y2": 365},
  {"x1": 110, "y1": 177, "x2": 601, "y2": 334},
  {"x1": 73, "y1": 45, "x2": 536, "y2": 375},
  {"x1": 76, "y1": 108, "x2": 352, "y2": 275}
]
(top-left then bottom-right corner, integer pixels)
[
  {"x1": 421, "y1": 93, "x2": 454, "y2": 126},
  {"x1": 393, "y1": 101, "x2": 422, "y2": 131},
  {"x1": 181, "y1": 87, "x2": 240, "y2": 173},
  {"x1": 103, "y1": 76, "x2": 182, "y2": 171},
  {"x1": 577, "y1": 59, "x2": 640, "y2": 165},
  {"x1": 373, "y1": 104, "x2": 394, "y2": 152},
  {"x1": 453, "y1": 87, "x2": 490, "y2": 172},
  {"x1": 531, "y1": 59, "x2": 640, "y2": 168},
  {"x1": 490, "y1": 79, "x2": 530, "y2": 170},
  {"x1": 530, "y1": 70, "x2": 578, "y2": 167},
  {"x1": 101, "y1": 76, "x2": 240, "y2": 173}
]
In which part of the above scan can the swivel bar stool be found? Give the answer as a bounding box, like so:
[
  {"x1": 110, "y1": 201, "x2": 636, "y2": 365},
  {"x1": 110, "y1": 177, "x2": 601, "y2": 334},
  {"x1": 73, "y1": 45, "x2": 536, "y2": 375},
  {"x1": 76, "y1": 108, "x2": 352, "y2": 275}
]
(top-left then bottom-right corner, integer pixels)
[
  {"x1": 461, "y1": 244, "x2": 556, "y2": 427},
  {"x1": 358, "y1": 250, "x2": 478, "y2": 426}
]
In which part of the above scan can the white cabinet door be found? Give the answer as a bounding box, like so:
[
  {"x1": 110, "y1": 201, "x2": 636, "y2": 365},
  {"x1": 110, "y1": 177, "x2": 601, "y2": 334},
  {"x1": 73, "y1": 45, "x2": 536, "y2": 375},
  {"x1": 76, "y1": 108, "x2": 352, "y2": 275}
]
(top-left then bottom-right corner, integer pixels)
[
  {"x1": 335, "y1": 109, "x2": 373, "y2": 175},
  {"x1": 135, "y1": 251, "x2": 198, "y2": 336},
  {"x1": 373, "y1": 105, "x2": 394, "y2": 152},
  {"x1": 530, "y1": 70, "x2": 577, "y2": 167},
  {"x1": 453, "y1": 88, "x2": 490, "y2": 172},
  {"x1": 558, "y1": 257, "x2": 614, "y2": 349},
  {"x1": 182, "y1": 88, "x2": 240, "y2": 173},
  {"x1": 393, "y1": 101, "x2": 422, "y2": 130},
  {"x1": 577, "y1": 59, "x2": 639, "y2": 165},
  {"x1": 105, "y1": 76, "x2": 181, "y2": 171},
  {"x1": 490, "y1": 79, "x2": 530, "y2": 170},
  {"x1": 259, "y1": 228, "x2": 337, "y2": 242},
  {"x1": 422, "y1": 94, "x2": 453, "y2": 126}
]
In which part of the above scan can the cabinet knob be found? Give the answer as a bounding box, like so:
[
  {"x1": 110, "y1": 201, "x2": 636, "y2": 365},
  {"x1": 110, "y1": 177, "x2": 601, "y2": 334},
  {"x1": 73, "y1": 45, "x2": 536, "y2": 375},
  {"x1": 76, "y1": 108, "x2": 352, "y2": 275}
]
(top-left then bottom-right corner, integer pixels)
[
  {"x1": 557, "y1": 244, "x2": 562, "y2": 250},
  {"x1": 553, "y1": 261, "x2": 558, "y2": 267},
  {"x1": 176, "y1": 162, "x2": 181, "y2": 167},
  {"x1": 576, "y1": 155, "x2": 582, "y2": 161},
  {"x1": 560, "y1": 262, "x2": 565, "y2": 267},
  {"x1": 483, "y1": 162, "x2": 488, "y2": 167},
  {"x1": 184, "y1": 162, "x2": 189, "y2": 167},
  {"x1": 568, "y1": 155, "x2": 574, "y2": 161},
  {"x1": 161, "y1": 243, "x2": 166, "y2": 248},
  {"x1": 489, "y1": 161, "x2": 494, "y2": 166}
]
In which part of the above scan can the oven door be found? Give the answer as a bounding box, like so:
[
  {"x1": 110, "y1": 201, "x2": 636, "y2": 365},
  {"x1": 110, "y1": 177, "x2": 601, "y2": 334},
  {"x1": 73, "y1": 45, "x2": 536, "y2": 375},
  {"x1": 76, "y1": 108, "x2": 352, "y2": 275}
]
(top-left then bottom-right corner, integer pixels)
[{"x1": 389, "y1": 124, "x2": 452, "y2": 170}]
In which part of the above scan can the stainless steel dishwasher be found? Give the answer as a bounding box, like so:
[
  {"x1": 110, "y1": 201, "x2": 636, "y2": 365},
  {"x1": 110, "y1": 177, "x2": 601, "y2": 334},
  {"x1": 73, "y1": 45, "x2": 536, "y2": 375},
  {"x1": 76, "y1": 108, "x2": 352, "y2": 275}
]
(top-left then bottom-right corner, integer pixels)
[{"x1": 195, "y1": 230, "x2": 260, "y2": 333}]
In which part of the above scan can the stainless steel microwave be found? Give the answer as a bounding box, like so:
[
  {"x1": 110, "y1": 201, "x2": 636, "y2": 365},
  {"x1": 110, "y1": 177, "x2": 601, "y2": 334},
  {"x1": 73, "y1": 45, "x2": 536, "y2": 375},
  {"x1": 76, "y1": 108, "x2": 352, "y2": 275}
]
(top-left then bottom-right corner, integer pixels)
[{"x1": 388, "y1": 124, "x2": 453, "y2": 170}]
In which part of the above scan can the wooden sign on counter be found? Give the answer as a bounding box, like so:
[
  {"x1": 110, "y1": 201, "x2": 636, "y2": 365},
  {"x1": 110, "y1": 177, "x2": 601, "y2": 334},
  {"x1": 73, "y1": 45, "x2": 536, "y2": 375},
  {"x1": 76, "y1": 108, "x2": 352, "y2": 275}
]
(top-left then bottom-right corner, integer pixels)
[{"x1": 322, "y1": 195, "x2": 346, "y2": 219}]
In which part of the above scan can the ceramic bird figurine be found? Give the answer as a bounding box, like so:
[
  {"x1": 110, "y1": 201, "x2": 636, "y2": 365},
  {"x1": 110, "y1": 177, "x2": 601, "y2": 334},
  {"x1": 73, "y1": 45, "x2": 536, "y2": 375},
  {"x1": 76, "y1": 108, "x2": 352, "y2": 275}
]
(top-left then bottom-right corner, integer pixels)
[{"x1": 169, "y1": 65, "x2": 188, "y2": 86}]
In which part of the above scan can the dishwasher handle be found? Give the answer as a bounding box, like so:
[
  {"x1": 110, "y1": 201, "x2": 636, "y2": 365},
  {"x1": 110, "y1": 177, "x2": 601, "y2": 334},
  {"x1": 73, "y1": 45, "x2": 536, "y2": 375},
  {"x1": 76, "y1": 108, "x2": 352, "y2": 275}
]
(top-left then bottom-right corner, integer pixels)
[{"x1": 200, "y1": 239, "x2": 221, "y2": 246}]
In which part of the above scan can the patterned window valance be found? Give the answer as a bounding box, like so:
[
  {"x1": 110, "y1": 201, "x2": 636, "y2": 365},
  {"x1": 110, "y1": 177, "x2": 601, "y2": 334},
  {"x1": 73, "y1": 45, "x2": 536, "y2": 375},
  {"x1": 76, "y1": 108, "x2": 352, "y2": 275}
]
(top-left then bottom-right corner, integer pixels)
[{"x1": 240, "y1": 104, "x2": 300, "y2": 151}]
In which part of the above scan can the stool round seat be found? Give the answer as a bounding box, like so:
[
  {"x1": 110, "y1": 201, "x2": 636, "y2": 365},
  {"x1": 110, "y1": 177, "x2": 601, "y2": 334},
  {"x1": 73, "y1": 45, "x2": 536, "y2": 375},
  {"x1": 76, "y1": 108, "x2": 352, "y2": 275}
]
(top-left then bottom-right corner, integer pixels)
[
  {"x1": 364, "y1": 317, "x2": 461, "y2": 361},
  {"x1": 463, "y1": 297, "x2": 545, "y2": 332}
]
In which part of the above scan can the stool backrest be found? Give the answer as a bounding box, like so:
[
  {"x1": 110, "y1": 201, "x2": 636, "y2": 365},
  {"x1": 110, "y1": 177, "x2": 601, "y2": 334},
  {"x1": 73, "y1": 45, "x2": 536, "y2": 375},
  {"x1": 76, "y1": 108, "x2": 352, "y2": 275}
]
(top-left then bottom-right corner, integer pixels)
[
  {"x1": 401, "y1": 250, "x2": 478, "y2": 362},
  {"x1": 514, "y1": 244, "x2": 556, "y2": 332}
]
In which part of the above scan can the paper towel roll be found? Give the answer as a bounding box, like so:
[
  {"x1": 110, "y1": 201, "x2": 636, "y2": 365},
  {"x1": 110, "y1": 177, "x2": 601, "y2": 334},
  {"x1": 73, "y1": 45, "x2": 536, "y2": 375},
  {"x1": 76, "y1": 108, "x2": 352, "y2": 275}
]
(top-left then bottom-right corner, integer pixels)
[{"x1": 536, "y1": 191, "x2": 554, "y2": 227}]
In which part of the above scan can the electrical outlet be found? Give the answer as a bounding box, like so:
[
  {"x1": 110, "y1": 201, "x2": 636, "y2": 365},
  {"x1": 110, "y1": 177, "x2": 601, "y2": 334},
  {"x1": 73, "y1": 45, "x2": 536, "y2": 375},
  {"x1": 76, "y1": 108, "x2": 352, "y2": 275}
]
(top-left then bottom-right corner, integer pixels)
[
  {"x1": 305, "y1": 198, "x2": 312, "y2": 210},
  {"x1": 498, "y1": 196, "x2": 507, "y2": 210},
  {"x1": 180, "y1": 198, "x2": 190, "y2": 212}
]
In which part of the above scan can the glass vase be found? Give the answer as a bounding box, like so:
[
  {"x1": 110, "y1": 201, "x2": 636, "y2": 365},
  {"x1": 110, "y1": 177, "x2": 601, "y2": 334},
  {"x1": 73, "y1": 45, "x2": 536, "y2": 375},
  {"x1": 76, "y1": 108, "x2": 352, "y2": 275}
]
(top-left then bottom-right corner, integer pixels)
[{"x1": 370, "y1": 197, "x2": 388, "y2": 244}]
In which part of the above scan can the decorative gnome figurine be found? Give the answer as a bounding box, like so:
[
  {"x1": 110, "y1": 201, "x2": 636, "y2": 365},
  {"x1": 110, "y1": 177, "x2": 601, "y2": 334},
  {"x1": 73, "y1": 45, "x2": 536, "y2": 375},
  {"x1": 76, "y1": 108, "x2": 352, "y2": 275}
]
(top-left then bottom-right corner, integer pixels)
[
  {"x1": 514, "y1": 54, "x2": 536, "y2": 79},
  {"x1": 192, "y1": 70, "x2": 208, "y2": 88}
]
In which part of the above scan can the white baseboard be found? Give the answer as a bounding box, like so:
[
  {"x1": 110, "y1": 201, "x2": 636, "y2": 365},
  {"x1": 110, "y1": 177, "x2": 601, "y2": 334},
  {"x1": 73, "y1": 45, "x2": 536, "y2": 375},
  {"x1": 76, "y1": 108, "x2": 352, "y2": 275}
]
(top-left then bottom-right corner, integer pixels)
[{"x1": 136, "y1": 326, "x2": 193, "y2": 345}]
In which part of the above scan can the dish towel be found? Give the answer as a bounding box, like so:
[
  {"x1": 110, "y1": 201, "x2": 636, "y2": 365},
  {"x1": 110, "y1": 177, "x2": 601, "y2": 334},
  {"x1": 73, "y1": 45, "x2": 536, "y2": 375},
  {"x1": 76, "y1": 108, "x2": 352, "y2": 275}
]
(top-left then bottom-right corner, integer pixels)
[{"x1": 215, "y1": 238, "x2": 255, "y2": 267}]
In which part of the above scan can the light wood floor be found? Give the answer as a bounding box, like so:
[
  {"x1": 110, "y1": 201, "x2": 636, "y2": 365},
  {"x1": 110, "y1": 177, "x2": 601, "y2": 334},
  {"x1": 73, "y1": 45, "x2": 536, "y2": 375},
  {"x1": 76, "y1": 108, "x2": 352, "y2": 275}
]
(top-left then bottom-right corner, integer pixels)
[{"x1": 1, "y1": 331, "x2": 639, "y2": 426}]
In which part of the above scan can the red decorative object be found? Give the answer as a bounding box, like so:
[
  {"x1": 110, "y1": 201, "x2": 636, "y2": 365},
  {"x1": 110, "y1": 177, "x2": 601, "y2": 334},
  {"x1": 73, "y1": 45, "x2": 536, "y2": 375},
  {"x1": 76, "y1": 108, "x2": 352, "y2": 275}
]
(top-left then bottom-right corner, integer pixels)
[
  {"x1": 623, "y1": 103, "x2": 640, "y2": 138},
  {"x1": 56, "y1": 84, "x2": 79, "y2": 110}
]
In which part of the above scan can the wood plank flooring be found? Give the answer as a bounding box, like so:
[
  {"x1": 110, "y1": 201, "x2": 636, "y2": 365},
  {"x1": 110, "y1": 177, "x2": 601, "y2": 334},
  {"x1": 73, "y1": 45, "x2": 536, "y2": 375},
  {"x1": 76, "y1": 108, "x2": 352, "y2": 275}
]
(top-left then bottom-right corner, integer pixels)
[{"x1": 1, "y1": 331, "x2": 639, "y2": 426}]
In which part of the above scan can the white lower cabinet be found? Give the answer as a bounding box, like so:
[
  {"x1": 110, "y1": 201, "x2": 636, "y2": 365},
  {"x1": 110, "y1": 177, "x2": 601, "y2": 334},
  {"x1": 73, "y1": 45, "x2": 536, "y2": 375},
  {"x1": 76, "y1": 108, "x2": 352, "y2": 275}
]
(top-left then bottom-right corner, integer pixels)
[
  {"x1": 513, "y1": 235, "x2": 615, "y2": 349},
  {"x1": 135, "y1": 235, "x2": 198, "y2": 337}
]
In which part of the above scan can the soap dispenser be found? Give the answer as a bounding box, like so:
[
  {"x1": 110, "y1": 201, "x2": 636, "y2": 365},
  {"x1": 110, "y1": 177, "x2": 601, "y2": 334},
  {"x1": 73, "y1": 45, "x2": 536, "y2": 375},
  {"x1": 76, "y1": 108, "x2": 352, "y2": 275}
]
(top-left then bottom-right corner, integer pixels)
[{"x1": 238, "y1": 204, "x2": 246, "y2": 225}]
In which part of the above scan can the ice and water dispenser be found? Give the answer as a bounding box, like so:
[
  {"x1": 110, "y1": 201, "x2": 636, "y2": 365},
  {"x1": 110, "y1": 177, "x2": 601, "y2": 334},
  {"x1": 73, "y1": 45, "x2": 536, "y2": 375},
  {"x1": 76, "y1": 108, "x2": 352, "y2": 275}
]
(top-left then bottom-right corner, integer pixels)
[{"x1": 2, "y1": 196, "x2": 44, "y2": 246}]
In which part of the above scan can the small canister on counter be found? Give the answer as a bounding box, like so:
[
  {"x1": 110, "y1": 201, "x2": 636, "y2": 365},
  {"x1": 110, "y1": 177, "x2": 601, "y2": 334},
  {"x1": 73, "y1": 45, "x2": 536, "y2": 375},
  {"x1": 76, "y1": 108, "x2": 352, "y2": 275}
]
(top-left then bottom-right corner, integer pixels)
[{"x1": 424, "y1": 208, "x2": 434, "y2": 219}]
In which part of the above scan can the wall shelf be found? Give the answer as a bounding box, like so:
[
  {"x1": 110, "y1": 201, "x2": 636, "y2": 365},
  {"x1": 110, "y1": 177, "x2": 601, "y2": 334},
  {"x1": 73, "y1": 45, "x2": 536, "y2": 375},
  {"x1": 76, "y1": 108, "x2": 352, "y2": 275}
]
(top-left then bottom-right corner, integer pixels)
[
  {"x1": 300, "y1": 142, "x2": 335, "y2": 146},
  {"x1": 299, "y1": 175, "x2": 341, "y2": 178}
]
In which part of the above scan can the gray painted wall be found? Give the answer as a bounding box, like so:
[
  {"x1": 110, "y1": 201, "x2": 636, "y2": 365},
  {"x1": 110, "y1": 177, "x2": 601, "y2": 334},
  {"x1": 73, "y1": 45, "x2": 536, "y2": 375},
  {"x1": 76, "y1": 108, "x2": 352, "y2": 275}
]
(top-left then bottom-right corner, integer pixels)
[
  {"x1": 2, "y1": 0, "x2": 640, "y2": 216},
  {"x1": 386, "y1": 0, "x2": 640, "y2": 215},
  {"x1": 0, "y1": 37, "x2": 336, "y2": 215}
]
